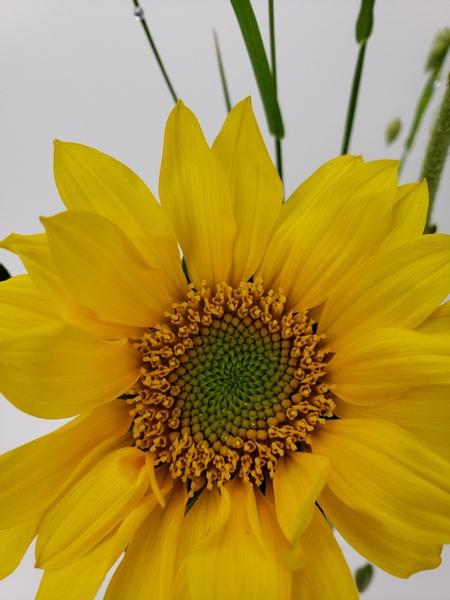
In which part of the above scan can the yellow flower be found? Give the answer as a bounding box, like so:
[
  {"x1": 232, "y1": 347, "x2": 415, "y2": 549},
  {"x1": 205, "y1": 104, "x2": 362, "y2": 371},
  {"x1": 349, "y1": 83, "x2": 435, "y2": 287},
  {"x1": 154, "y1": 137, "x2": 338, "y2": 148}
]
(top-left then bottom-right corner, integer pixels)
[{"x1": 1, "y1": 98, "x2": 450, "y2": 600}]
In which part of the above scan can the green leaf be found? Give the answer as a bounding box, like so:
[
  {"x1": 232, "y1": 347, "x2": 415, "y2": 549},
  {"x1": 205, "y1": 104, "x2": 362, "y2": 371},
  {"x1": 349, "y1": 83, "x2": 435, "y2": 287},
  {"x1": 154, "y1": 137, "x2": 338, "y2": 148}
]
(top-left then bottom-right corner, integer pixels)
[
  {"x1": 354, "y1": 563, "x2": 374, "y2": 593},
  {"x1": 356, "y1": 0, "x2": 375, "y2": 44},
  {"x1": 230, "y1": 0, "x2": 284, "y2": 139}
]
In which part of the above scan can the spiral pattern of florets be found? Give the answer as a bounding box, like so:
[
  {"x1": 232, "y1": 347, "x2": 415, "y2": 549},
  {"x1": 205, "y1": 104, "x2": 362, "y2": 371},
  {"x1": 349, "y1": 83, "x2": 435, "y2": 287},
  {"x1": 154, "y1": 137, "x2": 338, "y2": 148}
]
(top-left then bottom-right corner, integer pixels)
[{"x1": 127, "y1": 279, "x2": 334, "y2": 490}]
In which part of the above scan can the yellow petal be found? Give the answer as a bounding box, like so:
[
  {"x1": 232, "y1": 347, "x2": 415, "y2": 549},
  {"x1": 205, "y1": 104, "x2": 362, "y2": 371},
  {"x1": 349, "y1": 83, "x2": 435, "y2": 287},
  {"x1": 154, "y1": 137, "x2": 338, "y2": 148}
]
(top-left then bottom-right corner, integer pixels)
[
  {"x1": 291, "y1": 507, "x2": 359, "y2": 600},
  {"x1": 104, "y1": 481, "x2": 188, "y2": 600},
  {"x1": 254, "y1": 487, "x2": 292, "y2": 600},
  {"x1": 319, "y1": 234, "x2": 450, "y2": 350},
  {"x1": 0, "y1": 323, "x2": 141, "y2": 418},
  {"x1": 187, "y1": 478, "x2": 278, "y2": 600},
  {"x1": 272, "y1": 451, "x2": 329, "y2": 568},
  {"x1": 258, "y1": 155, "x2": 363, "y2": 290},
  {"x1": 36, "y1": 447, "x2": 149, "y2": 569},
  {"x1": 36, "y1": 531, "x2": 114, "y2": 600},
  {"x1": 416, "y1": 298, "x2": 450, "y2": 335},
  {"x1": 0, "y1": 514, "x2": 41, "y2": 579},
  {"x1": 393, "y1": 181, "x2": 417, "y2": 205},
  {"x1": 261, "y1": 160, "x2": 397, "y2": 310},
  {"x1": 172, "y1": 487, "x2": 221, "y2": 600},
  {"x1": 171, "y1": 564, "x2": 191, "y2": 600},
  {"x1": 275, "y1": 155, "x2": 365, "y2": 236},
  {"x1": 319, "y1": 483, "x2": 442, "y2": 578},
  {"x1": 313, "y1": 418, "x2": 450, "y2": 575},
  {"x1": 61, "y1": 430, "x2": 135, "y2": 502},
  {"x1": 42, "y1": 211, "x2": 172, "y2": 328},
  {"x1": 145, "y1": 454, "x2": 167, "y2": 508},
  {"x1": 0, "y1": 400, "x2": 131, "y2": 529},
  {"x1": 54, "y1": 141, "x2": 186, "y2": 300},
  {"x1": 378, "y1": 180, "x2": 428, "y2": 250},
  {"x1": 35, "y1": 475, "x2": 173, "y2": 600},
  {"x1": 0, "y1": 233, "x2": 141, "y2": 339},
  {"x1": 109, "y1": 475, "x2": 172, "y2": 559},
  {"x1": 0, "y1": 275, "x2": 62, "y2": 342},
  {"x1": 176, "y1": 487, "x2": 221, "y2": 566},
  {"x1": 159, "y1": 101, "x2": 236, "y2": 287},
  {"x1": 211, "y1": 98, "x2": 282, "y2": 285},
  {"x1": 334, "y1": 386, "x2": 450, "y2": 462},
  {"x1": 326, "y1": 327, "x2": 450, "y2": 405}
]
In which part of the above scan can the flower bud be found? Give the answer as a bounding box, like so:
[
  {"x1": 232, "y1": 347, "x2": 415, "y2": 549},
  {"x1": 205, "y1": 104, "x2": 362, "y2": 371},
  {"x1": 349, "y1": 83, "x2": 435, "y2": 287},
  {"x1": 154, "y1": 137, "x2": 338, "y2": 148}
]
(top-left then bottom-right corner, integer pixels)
[
  {"x1": 385, "y1": 118, "x2": 402, "y2": 145},
  {"x1": 425, "y1": 28, "x2": 450, "y2": 72}
]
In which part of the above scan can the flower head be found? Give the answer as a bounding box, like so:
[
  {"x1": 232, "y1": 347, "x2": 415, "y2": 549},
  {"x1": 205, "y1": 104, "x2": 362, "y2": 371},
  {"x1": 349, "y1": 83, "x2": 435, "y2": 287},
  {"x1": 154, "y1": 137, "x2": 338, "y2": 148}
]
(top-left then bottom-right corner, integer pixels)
[{"x1": 1, "y1": 99, "x2": 450, "y2": 599}]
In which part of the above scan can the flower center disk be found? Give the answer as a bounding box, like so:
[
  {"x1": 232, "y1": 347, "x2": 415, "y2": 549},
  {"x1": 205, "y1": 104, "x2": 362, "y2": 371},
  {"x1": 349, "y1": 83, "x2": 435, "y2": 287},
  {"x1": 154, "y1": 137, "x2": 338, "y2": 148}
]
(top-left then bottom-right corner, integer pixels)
[{"x1": 128, "y1": 279, "x2": 334, "y2": 490}]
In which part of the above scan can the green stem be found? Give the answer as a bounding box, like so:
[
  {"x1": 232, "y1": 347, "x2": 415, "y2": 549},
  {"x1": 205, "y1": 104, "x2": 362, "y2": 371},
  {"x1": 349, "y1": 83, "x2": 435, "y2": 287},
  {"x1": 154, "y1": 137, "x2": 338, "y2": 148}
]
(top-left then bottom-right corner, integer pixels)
[
  {"x1": 212, "y1": 29, "x2": 232, "y2": 114},
  {"x1": 132, "y1": 0, "x2": 178, "y2": 104},
  {"x1": 268, "y1": 0, "x2": 283, "y2": 181},
  {"x1": 399, "y1": 28, "x2": 450, "y2": 175},
  {"x1": 399, "y1": 68, "x2": 442, "y2": 175},
  {"x1": 421, "y1": 71, "x2": 450, "y2": 233},
  {"x1": 341, "y1": 42, "x2": 366, "y2": 155}
]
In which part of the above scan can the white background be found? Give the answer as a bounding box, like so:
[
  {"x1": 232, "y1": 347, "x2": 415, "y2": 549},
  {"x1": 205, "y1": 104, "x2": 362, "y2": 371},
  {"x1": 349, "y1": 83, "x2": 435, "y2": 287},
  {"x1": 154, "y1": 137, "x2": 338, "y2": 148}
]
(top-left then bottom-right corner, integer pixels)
[{"x1": 0, "y1": 1, "x2": 449, "y2": 598}]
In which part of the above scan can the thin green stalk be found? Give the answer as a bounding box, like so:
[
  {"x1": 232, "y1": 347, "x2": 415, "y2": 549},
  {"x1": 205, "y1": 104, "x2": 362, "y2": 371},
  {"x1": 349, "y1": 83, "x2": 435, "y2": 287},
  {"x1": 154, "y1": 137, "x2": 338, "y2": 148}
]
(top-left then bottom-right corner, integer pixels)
[
  {"x1": 268, "y1": 0, "x2": 283, "y2": 181},
  {"x1": 341, "y1": 42, "x2": 366, "y2": 155},
  {"x1": 399, "y1": 28, "x2": 450, "y2": 175},
  {"x1": 212, "y1": 29, "x2": 232, "y2": 114},
  {"x1": 132, "y1": 0, "x2": 178, "y2": 104},
  {"x1": 399, "y1": 71, "x2": 442, "y2": 175},
  {"x1": 341, "y1": 0, "x2": 375, "y2": 155},
  {"x1": 421, "y1": 71, "x2": 450, "y2": 232}
]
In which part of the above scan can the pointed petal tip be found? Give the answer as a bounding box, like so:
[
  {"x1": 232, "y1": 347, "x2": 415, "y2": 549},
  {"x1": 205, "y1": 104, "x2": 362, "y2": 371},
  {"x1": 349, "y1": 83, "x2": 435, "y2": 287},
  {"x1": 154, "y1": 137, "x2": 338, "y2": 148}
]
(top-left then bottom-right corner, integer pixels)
[
  {"x1": 167, "y1": 100, "x2": 198, "y2": 133},
  {"x1": 0, "y1": 233, "x2": 12, "y2": 249},
  {"x1": 238, "y1": 96, "x2": 252, "y2": 109},
  {"x1": 419, "y1": 177, "x2": 429, "y2": 191},
  {"x1": 172, "y1": 99, "x2": 189, "y2": 119},
  {"x1": 229, "y1": 96, "x2": 254, "y2": 119},
  {"x1": 53, "y1": 139, "x2": 73, "y2": 155}
]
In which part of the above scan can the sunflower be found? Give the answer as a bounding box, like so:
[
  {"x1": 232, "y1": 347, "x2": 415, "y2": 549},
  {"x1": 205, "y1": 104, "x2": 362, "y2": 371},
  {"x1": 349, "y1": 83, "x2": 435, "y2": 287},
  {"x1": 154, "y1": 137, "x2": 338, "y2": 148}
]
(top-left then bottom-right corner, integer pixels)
[{"x1": 1, "y1": 98, "x2": 450, "y2": 600}]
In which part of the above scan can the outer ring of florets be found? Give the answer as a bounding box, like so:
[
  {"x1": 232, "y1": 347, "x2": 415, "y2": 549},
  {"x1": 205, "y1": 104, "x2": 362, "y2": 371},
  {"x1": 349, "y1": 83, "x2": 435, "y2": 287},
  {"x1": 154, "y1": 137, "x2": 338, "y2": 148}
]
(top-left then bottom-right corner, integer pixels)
[{"x1": 127, "y1": 279, "x2": 334, "y2": 490}]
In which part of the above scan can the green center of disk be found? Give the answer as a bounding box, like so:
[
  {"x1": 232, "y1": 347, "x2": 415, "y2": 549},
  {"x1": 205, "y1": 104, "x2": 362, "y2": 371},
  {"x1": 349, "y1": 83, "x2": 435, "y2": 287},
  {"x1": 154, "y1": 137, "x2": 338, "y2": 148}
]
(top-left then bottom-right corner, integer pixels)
[
  {"x1": 178, "y1": 318, "x2": 292, "y2": 444},
  {"x1": 128, "y1": 279, "x2": 335, "y2": 488}
]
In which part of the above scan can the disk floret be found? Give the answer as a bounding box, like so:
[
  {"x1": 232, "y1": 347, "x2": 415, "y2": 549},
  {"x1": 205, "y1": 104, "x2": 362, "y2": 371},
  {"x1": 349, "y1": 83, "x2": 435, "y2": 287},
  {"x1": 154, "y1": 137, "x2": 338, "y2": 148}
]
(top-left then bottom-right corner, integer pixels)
[{"x1": 128, "y1": 279, "x2": 334, "y2": 489}]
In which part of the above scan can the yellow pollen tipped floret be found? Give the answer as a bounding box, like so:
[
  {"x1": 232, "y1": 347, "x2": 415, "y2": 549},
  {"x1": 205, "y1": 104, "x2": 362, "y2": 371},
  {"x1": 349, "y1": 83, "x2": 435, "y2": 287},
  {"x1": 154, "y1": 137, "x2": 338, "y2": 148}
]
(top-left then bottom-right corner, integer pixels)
[{"x1": 127, "y1": 279, "x2": 334, "y2": 490}]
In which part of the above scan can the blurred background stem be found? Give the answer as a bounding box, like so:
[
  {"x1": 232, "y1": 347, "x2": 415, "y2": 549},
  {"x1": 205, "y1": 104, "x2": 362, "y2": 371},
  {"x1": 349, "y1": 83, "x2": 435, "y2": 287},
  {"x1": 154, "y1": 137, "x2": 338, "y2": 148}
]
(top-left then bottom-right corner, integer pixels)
[
  {"x1": 421, "y1": 71, "x2": 450, "y2": 232},
  {"x1": 213, "y1": 29, "x2": 232, "y2": 114}
]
